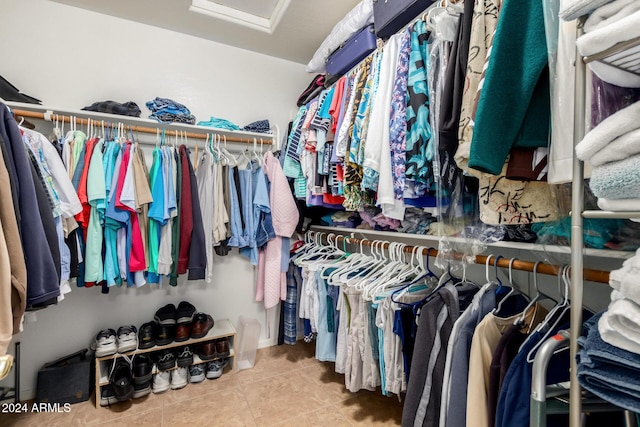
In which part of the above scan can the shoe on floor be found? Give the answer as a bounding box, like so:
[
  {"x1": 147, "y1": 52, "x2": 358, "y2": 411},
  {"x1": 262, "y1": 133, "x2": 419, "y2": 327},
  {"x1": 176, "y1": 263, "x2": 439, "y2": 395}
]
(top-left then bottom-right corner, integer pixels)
[
  {"x1": 152, "y1": 370, "x2": 170, "y2": 394},
  {"x1": 0, "y1": 355, "x2": 13, "y2": 382},
  {"x1": 94, "y1": 329, "x2": 117, "y2": 357},
  {"x1": 177, "y1": 346, "x2": 194, "y2": 368},
  {"x1": 117, "y1": 325, "x2": 138, "y2": 353},
  {"x1": 100, "y1": 384, "x2": 119, "y2": 407},
  {"x1": 176, "y1": 301, "x2": 196, "y2": 325},
  {"x1": 171, "y1": 367, "x2": 188, "y2": 390},
  {"x1": 132, "y1": 354, "x2": 153, "y2": 384},
  {"x1": 155, "y1": 323, "x2": 175, "y2": 346},
  {"x1": 154, "y1": 304, "x2": 177, "y2": 326},
  {"x1": 189, "y1": 364, "x2": 206, "y2": 383},
  {"x1": 132, "y1": 380, "x2": 151, "y2": 399},
  {"x1": 156, "y1": 349, "x2": 176, "y2": 371},
  {"x1": 191, "y1": 313, "x2": 214, "y2": 339},
  {"x1": 205, "y1": 358, "x2": 229, "y2": 380},
  {"x1": 138, "y1": 322, "x2": 156, "y2": 349},
  {"x1": 110, "y1": 359, "x2": 134, "y2": 401}
]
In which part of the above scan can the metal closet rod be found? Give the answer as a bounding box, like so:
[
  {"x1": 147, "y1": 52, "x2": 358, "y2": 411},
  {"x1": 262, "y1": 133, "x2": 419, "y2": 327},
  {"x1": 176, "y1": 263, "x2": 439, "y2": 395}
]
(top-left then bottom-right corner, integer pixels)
[
  {"x1": 309, "y1": 231, "x2": 610, "y2": 284},
  {"x1": 11, "y1": 109, "x2": 272, "y2": 145}
]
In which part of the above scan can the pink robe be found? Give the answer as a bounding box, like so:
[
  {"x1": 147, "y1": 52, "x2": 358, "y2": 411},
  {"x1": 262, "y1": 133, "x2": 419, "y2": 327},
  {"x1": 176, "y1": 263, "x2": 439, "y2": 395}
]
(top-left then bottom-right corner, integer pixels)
[{"x1": 256, "y1": 152, "x2": 299, "y2": 309}]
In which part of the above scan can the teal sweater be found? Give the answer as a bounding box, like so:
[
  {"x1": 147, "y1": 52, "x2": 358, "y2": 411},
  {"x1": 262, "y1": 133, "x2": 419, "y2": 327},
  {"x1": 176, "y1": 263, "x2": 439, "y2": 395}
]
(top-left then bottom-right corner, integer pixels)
[{"x1": 468, "y1": 0, "x2": 550, "y2": 175}]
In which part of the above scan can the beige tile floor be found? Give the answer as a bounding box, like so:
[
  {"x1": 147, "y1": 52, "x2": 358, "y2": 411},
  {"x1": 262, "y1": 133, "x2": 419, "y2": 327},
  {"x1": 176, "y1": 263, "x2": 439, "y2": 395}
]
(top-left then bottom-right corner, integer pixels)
[{"x1": 0, "y1": 342, "x2": 403, "y2": 426}]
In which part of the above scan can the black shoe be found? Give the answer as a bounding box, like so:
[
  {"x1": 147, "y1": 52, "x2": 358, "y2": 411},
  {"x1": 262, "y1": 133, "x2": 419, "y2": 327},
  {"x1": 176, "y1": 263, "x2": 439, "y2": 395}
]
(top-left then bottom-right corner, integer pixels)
[
  {"x1": 154, "y1": 304, "x2": 177, "y2": 326},
  {"x1": 176, "y1": 346, "x2": 194, "y2": 368},
  {"x1": 176, "y1": 301, "x2": 196, "y2": 325},
  {"x1": 155, "y1": 323, "x2": 175, "y2": 346},
  {"x1": 138, "y1": 322, "x2": 156, "y2": 349},
  {"x1": 132, "y1": 354, "x2": 153, "y2": 385},
  {"x1": 156, "y1": 350, "x2": 176, "y2": 371},
  {"x1": 132, "y1": 380, "x2": 151, "y2": 399},
  {"x1": 110, "y1": 359, "x2": 134, "y2": 402}
]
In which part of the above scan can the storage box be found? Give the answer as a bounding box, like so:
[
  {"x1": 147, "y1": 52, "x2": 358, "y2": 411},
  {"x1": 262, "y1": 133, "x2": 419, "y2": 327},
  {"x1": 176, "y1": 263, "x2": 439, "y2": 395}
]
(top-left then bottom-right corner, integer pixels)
[
  {"x1": 326, "y1": 24, "x2": 377, "y2": 77},
  {"x1": 235, "y1": 316, "x2": 261, "y2": 371},
  {"x1": 373, "y1": 0, "x2": 436, "y2": 39}
]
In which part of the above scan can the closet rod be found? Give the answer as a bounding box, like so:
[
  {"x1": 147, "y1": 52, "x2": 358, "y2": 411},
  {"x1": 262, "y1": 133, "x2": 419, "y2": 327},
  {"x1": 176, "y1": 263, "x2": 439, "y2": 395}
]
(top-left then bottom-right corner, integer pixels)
[
  {"x1": 11, "y1": 109, "x2": 273, "y2": 145},
  {"x1": 309, "y1": 232, "x2": 610, "y2": 284}
]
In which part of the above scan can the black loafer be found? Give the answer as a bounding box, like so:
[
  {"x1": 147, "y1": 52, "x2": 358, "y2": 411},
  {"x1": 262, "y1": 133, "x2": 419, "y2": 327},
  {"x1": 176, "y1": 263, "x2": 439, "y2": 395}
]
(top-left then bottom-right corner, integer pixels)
[
  {"x1": 155, "y1": 324, "x2": 175, "y2": 346},
  {"x1": 154, "y1": 304, "x2": 176, "y2": 326},
  {"x1": 132, "y1": 354, "x2": 153, "y2": 384},
  {"x1": 176, "y1": 301, "x2": 196, "y2": 325},
  {"x1": 138, "y1": 322, "x2": 156, "y2": 349}
]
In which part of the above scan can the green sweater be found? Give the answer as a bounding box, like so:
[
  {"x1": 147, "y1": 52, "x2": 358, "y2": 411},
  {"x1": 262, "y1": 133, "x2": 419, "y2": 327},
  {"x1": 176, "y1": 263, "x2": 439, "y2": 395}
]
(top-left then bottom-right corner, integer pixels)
[{"x1": 468, "y1": 0, "x2": 550, "y2": 175}]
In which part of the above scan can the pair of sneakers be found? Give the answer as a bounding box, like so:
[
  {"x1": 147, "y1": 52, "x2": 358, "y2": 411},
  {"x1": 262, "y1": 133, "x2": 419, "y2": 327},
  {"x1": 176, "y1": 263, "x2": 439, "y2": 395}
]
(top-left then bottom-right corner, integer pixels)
[
  {"x1": 188, "y1": 358, "x2": 229, "y2": 382},
  {"x1": 94, "y1": 326, "x2": 138, "y2": 357},
  {"x1": 152, "y1": 367, "x2": 188, "y2": 393}
]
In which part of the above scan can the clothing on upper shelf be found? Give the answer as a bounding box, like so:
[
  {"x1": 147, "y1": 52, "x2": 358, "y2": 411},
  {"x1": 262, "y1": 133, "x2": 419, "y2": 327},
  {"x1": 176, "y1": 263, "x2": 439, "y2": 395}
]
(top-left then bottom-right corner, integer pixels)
[
  {"x1": 82, "y1": 100, "x2": 142, "y2": 117},
  {"x1": 146, "y1": 97, "x2": 196, "y2": 125}
]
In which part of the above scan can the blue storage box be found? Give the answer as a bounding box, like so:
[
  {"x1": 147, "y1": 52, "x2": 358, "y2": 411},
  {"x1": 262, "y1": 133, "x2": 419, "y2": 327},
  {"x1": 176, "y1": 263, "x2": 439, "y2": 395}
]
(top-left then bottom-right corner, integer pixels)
[{"x1": 326, "y1": 24, "x2": 377, "y2": 77}]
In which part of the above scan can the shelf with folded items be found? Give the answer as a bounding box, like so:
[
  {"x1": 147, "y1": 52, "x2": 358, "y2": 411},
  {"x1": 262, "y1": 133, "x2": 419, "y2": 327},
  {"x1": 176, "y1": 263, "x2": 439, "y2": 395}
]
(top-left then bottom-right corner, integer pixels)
[
  {"x1": 310, "y1": 225, "x2": 635, "y2": 261},
  {"x1": 583, "y1": 34, "x2": 640, "y2": 78},
  {"x1": 0, "y1": 99, "x2": 275, "y2": 146}
]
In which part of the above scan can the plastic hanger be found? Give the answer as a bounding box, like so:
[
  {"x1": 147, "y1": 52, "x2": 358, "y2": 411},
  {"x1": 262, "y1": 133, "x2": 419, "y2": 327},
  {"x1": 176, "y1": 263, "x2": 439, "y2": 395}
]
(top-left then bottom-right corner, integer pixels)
[
  {"x1": 525, "y1": 265, "x2": 572, "y2": 362},
  {"x1": 515, "y1": 262, "x2": 558, "y2": 327},
  {"x1": 493, "y1": 258, "x2": 519, "y2": 315}
]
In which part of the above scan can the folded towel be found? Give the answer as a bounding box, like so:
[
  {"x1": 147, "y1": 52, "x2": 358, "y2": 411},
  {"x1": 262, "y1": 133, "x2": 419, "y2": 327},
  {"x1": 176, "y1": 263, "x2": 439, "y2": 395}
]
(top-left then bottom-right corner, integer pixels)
[
  {"x1": 584, "y1": 0, "x2": 640, "y2": 33},
  {"x1": 576, "y1": 10, "x2": 640, "y2": 87},
  {"x1": 598, "y1": 197, "x2": 640, "y2": 211},
  {"x1": 590, "y1": 155, "x2": 640, "y2": 199},
  {"x1": 600, "y1": 298, "x2": 640, "y2": 354},
  {"x1": 590, "y1": 128, "x2": 640, "y2": 166},
  {"x1": 560, "y1": 0, "x2": 614, "y2": 21},
  {"x1": 576, "y1": 101, "x2": 640, "y2": 161}
]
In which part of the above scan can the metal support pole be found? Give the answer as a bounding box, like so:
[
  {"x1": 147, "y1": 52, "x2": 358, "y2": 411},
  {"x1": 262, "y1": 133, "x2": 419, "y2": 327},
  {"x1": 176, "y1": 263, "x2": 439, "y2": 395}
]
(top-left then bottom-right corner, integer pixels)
[{"x1": 570, "y1": 18, "x2": 587, "y2": 427}]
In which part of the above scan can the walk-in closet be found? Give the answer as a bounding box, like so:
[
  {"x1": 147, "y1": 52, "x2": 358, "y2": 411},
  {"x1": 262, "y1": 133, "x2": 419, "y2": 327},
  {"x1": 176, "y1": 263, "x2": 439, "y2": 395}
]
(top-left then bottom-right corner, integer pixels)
[{"x1": 0, "y1": 0, "x2": 639, "y2": 426}]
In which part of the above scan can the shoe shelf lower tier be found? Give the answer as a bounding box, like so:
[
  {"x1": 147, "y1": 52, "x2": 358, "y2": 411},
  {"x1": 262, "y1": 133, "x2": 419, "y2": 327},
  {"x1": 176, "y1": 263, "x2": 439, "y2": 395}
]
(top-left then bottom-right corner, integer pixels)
[{"x1": 95, "y1": 318, "x2": 236, "y2": 407}]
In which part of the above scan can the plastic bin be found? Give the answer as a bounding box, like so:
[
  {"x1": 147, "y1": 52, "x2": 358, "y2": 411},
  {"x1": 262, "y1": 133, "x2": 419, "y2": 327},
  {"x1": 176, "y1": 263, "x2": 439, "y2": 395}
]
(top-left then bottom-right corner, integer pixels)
[{"x1": 235, "y1": 316, "x2": 261, "y2": 371}]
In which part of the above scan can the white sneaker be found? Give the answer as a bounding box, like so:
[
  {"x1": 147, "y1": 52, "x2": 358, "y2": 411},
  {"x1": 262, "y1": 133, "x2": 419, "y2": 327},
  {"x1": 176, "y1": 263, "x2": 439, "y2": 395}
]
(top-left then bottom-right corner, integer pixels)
[
  {"x1": 171, "y1": 367, "x2": 188, "y2": 390},
  {"x1": 152, "y1": 370, "x2": 170, "y2": 394},
  {"x1": 189, "y1": 364, "x2": 206, "y2": 383},
  {"x1": 117, "y1": 325, "x2": 138, "y2": 353},
  {"x1": 94, "y1": 329, "x2": 117, "y2": 357}
]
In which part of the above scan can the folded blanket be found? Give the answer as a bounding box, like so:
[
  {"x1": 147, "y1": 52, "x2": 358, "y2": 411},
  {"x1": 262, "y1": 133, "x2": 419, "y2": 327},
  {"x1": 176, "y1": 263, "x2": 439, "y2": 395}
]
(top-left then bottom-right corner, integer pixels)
[
  {"x1": 306, "y1": 0, "x2": 374, "y2": 73},
  {"x1": 598, "y1": 197, "x2": 640, "y2": 211},
  {"x1": 576, "y1": 10, "x2": 640, "y2": 87},
  {"x1": 584, "y1": 0, "x2": 640, "y2": 33},
  {"x1": 600, "y1": 298, "x2": 640, "y2": 354},
  {"x1": 560, "y1": 0, "x2": 614, "y2": 21},
  {"x1": 590, "y1": 155, "x2": 640, "y2": 199},
  {"x1": 578, "y1": 313, "x2": 640, "y2": 412},
  {"x1": 590, "y1": 129, "x2": 640, "y2": 166},
  {"x1": 576, "y1": 101, "x2": 640, "y2": 161}
]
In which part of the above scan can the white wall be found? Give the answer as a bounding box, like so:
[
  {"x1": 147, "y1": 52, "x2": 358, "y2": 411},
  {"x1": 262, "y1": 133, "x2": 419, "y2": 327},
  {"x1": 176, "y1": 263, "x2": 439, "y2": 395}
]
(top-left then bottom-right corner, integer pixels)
[{"x1": 0, "y1": 0, "x2": 310, "y2": 399}]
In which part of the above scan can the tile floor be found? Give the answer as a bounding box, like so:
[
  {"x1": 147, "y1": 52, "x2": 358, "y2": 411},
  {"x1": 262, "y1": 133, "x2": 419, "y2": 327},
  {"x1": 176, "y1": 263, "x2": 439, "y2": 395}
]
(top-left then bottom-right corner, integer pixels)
[{"x1": 0, "y1": 342, "x2": 403, "y2": 426}]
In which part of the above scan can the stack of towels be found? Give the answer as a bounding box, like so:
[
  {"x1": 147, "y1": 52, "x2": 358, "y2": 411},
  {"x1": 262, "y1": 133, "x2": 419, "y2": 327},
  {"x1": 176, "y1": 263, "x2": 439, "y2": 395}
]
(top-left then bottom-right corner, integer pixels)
[
  {"x1": 563, "y1": 0, "x2": 640, "y2": 88},
  {"x1": 577, "y1": 249, "x2": 640, "y2": 412},
  {"x1": 576, "y1": 101, "x2": 640, "y2": 211}
]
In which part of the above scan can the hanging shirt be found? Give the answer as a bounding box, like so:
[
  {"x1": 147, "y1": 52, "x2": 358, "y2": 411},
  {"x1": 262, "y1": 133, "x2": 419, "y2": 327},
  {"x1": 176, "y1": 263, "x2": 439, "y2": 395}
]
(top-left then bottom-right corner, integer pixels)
[
  {"x1": 84, "y1": 140, "x2": 106, "y2": 283},
  {"x1": 147, "y1": 147, "x2": 164, "y2": 284},
  {"x1": 195, "y1": 149, "x2": 215, "y2": 283}
]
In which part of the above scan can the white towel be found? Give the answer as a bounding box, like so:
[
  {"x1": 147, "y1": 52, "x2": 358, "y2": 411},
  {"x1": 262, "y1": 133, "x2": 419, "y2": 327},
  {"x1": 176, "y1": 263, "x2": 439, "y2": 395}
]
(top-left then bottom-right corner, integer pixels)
[
  {"x1": 576, "y1": 101, "x2": 640, "y2": 161},
  {"x1": 598, "y1": 197, "x2": 640, "y2": 211},
  {"x1": 576, "y1": 11, "x2": 640, "y2": 87},
  {"x1": 584, "y1": 0, "x2": 640, "y2": 33},
  {"x1": 589, "y1": 128, "x2": 640, "y2": 166},
  {"x1": 560, "y1": 0, "x2": 614, "y2": 21},
  {"x1": 599, "y1": 298, "x2": 640, "y2": 354}
]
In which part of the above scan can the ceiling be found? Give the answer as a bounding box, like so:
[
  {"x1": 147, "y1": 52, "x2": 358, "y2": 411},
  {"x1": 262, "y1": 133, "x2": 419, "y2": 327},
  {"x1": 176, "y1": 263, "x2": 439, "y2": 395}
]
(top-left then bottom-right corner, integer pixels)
[{"x1": 50, "y1": 0, "x2": 362, "y2": 65}]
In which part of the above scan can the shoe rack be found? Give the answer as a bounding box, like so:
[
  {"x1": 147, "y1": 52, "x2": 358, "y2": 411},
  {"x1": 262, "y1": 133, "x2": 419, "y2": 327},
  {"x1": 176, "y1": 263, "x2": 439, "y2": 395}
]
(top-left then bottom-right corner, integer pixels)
[{"x1": 94, "y1": 319, "x2": 236, "y2": 408}]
